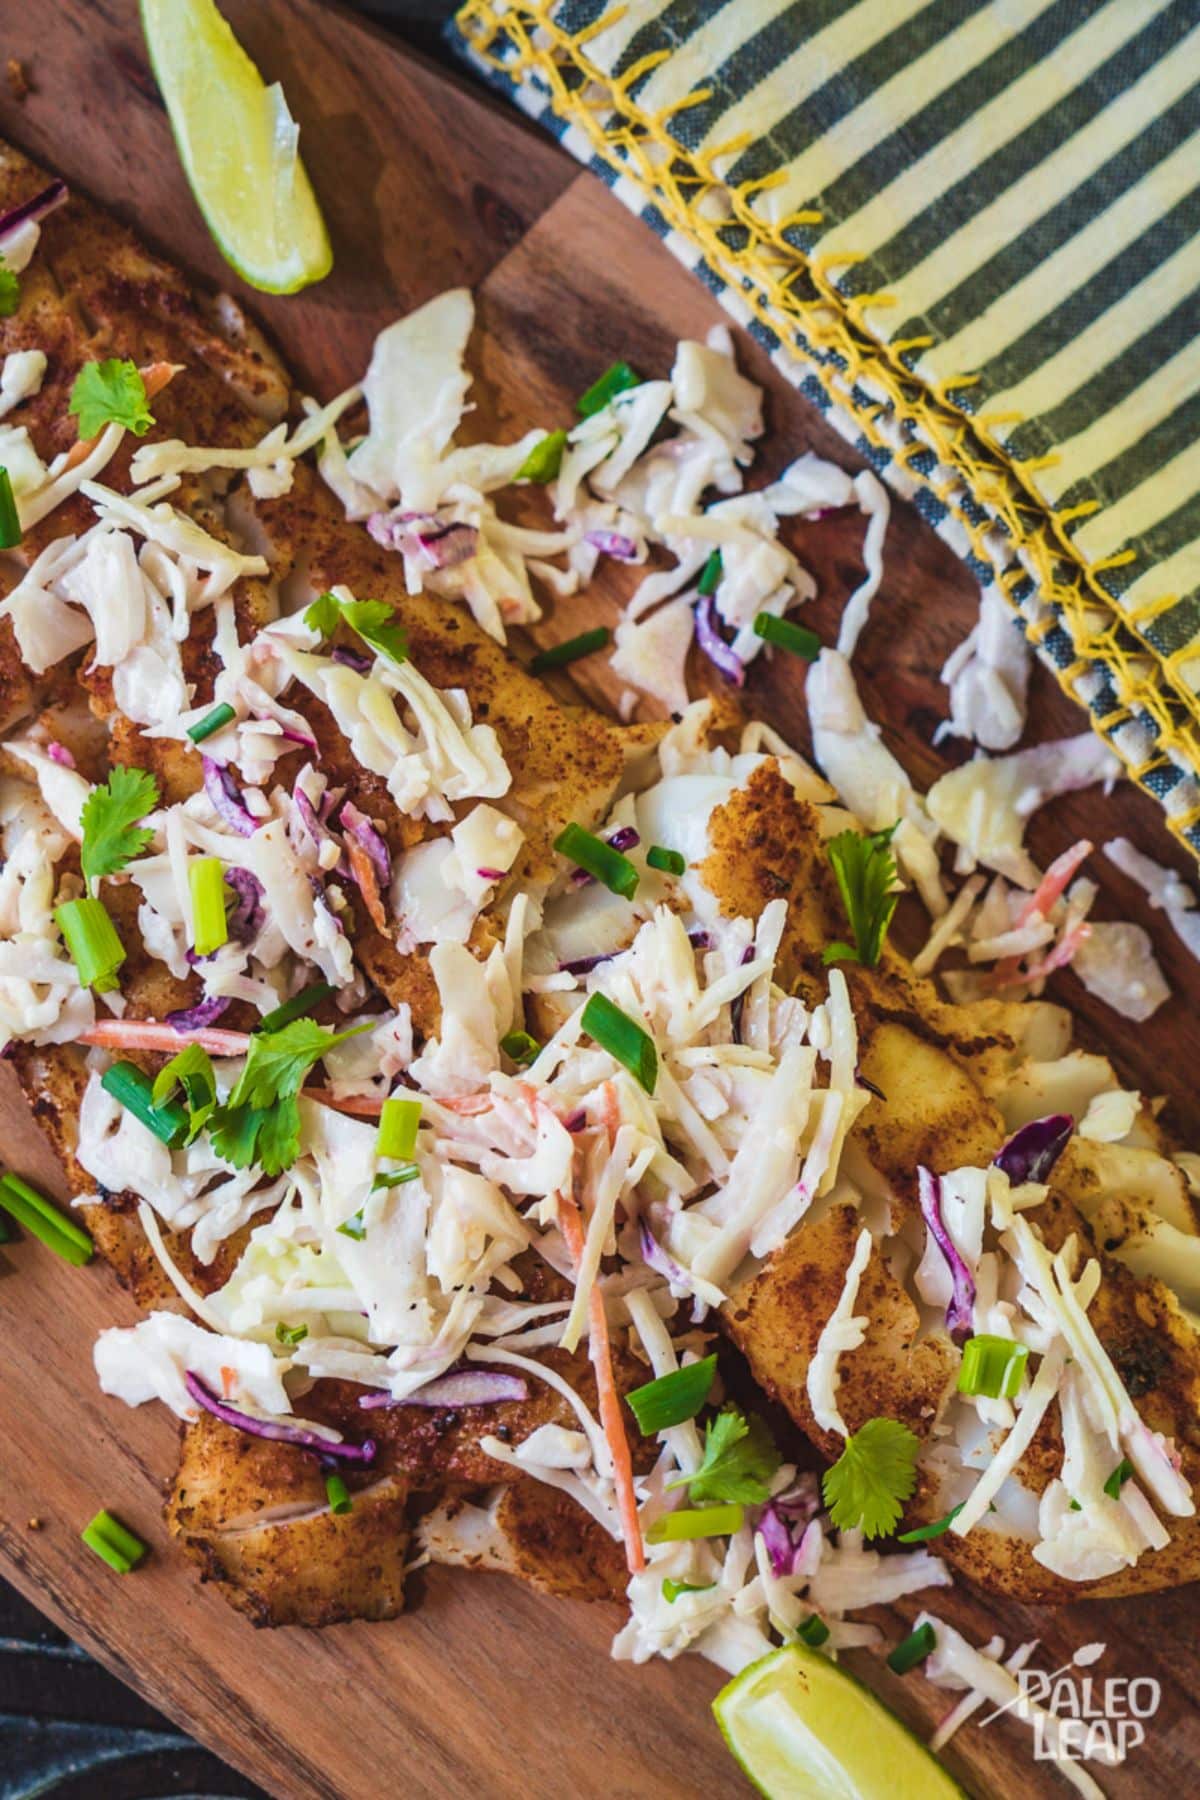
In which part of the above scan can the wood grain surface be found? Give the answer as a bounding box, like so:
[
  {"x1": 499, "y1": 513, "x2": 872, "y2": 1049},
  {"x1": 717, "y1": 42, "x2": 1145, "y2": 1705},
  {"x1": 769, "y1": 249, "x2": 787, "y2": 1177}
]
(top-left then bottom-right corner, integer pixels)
[{"x1": 1, "y1": 5, "x2": 1198, "y2": 1798}]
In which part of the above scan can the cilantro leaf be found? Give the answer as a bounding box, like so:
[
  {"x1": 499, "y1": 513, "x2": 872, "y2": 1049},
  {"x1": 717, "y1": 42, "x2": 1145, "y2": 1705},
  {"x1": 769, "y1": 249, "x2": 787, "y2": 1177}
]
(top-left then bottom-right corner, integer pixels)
[
  {"x1": 822, "y1": 825, "x2": 899, "y2": 969},
  {"x1": 152, "y1": 1044, "x2": 216, "y2": 1144},
  {"x1": 303, "y1": 590, "x2": 407, "y2": 665},
  {"x1": 0, "y1": 258, "x2": 18, "y2": 318},
  {"x1": 208, "y1": 1017, "x2": 369, "y2": 1177},
  {"x1": 68, "y1": 358, "x2": 154, "y2": 439},
  {"x1": 79, "y1": 766, "x2": 159, "y2": 891},
  {"x1": 822, "y1": 1417, "x2": 920, "y2": 1539},
  {"x1": 668, "y1": 1407, "x2": 781, "y2": 1506}
]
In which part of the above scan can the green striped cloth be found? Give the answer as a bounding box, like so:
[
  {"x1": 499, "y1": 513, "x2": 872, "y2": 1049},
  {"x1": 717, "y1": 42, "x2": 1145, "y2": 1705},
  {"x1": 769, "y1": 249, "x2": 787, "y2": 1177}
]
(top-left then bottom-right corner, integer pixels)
[{"x1": 454, "y1": 0, "x2": 1200, "y2": 853}]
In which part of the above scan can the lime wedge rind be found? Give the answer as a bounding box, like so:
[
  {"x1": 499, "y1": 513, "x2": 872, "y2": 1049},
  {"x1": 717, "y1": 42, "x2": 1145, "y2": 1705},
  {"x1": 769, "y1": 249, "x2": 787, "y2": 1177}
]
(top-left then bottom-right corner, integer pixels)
[{"x1": 141, "y1": 0, "x2": 332, "y2": 295}]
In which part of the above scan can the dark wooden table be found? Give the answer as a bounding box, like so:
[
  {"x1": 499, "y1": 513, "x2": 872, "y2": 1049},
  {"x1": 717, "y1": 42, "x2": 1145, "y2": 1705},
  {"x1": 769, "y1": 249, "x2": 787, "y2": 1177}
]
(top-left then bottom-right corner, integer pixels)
[{"x1": 0, "y1": 15, "x2": 457, "y2": 1799}]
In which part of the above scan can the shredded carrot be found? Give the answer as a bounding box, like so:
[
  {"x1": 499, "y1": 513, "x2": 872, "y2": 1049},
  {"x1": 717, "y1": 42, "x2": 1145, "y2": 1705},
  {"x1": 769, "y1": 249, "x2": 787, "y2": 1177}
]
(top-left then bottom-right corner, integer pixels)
[
  {"x1": 558, "y1": 1189, "x2": 645, "y2": 1574},
  {"x1": 437, "y1": 1093, "x2": 494, "y2": 1116},
  {"x1": 300, "y1": 1087, "x2": 387, "y2": 1117},
  {"x1": 79, "y1": 1019, "x2": 250, "y2": 1056},
  {"x1": 62, "y1": 360, "x2": 182, "y2": 471},
  {"x1": 601, "y1": 1079, "x2": 620, "y2": 1146},
  {"x1": 219, "y1": 1365, "x2": 236, "y2": 1399},
  {"x1": 1016, "y1": 839, "x2": 1092, "y2": 928},
  {"x1": 344, "y1": 836, "x2": 388, "y2": 931}
]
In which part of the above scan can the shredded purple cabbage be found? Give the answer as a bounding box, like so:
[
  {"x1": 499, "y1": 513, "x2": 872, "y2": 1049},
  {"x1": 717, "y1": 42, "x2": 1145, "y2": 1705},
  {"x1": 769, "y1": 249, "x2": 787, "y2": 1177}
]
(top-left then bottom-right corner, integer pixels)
[
  {"x1": 561, "y1": 1108, "x2": 588, "y2": 1133},
  {"x1": 45, "y1": 741, "x2": 75, "y2": 768},
  {"x1": 694, "y1": 593, "x2": 744, "y2": 687},
  {"x1": 994, "y1": 1114, "x2": 1074, "y2": 1186},
  {"x1": 584, "y1": 529, "x2": 639, "y2": 562},
  {"x1": 754, "y1": 1474, "x2": 821, "y2": 1577},
  {"x1": 185, "y1": 1371, "x2": 376, "y2": 1462},
  {"x1": 340, "y1": 801, "x2": 391, "y2": 888},
  {"x1": 476, "y1": 866, "x2": 506, "y2": 881},
  {"x1": 358, "y1": 1370, "x2": 527, "y2": 1409},
  {"x1": 559, "y1": 950, "x2": 616, "y2": 976},
  {"x1": 368, "y1": 510, "x2": 479, "y2": 568},
  {"x1": 331, "y1": 644, "x2": 372, "y2": 673},
  {"x1": 202, "y1": 757, "x2": 259, "y2": 837},
  {"x1": 729, "y1": 942, "x2": 756, "y2": 1044},
  {"x1": 638, "y1": 1221, "x2": 698, "y2": 1295},
  {"x1": 224, "y1": 867, "x2": 265, "y2": 943},
  {"x1": 0, "y1": 178, "x2": 68, "y2": 246},
  {"x1": 166, "y1": 994, "x2": 231, "y2": 1032},
  {"x1": 917, "y1": 1165, "x2": 975, "y2": 1342}
]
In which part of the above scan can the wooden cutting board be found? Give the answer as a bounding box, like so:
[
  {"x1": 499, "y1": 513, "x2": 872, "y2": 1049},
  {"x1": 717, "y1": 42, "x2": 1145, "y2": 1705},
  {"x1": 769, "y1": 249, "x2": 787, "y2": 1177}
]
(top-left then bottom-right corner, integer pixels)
[{"x1": 2, "y1": 4, "x2": 1199, "y2": 1797}]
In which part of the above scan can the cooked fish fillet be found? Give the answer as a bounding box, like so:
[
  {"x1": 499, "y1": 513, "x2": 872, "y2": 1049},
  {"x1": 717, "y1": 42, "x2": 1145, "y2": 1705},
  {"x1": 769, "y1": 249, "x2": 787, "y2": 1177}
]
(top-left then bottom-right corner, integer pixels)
[{"x1": 419, "y1": 1481, "x2": 627, "y2": 1603}]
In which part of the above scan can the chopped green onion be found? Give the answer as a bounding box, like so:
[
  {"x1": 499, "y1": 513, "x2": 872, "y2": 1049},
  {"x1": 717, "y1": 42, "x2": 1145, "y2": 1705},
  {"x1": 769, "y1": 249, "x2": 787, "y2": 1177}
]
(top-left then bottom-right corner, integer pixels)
[
  {"x1": 325, "y1": 1472, "x2": 352, "y2": 1515},
  {"x1": 627, "y1": 1354, "x2": 717, "y2": 1434},
  {"x1": 256, "y1": 982, "x2": 334, "y2": 1033},
  {"x1": 577, "y1": 359, "x2": 641, "y2": 418},
  {"x1": 796, "y1": 1614, "x2": 830, "y2": 1647},
  {"x1": 663, "y1": 1578, "x2": 715, "y2": 1603},
  {"x1": 55, "y1": 896, "x2": 126, "y2": 992},
  {"x1": 372, "y1": 1166, "x2": 421, "y2": 1191},
  {"x1": 752, "y1": 612, "x2": 821, "y2": 660},
  {"x1": 647, "y1": 845, "x2": 685, "y2": 876},
  {"x1": 897, "y1": 1503, "x2": 965, "y2": 1543},
  {"x1": 957, "y1": 1334, "x2": 1028, "y2": 1401},
  {"x1": 1103, "y1": 1458, "x2": 1134, "y2": 1500},
  {"x1": 0, "y1": 1172, "x2": 94, "y2": 1267},
  {"x1": 529, "y1": 626, "x2": 610, "y2": 673},
  {"x1": 0, "y1": 466, "x2": 21, "y2": 549},
  {"x1": 276, "y1": 1321, "x2": 308, "y2": 1346},
  {"x1": 516, "y1": 428, "x2": 567, "y2": 484},
  {"x1": 189, "y1": 856, "x2": 229, "y2": 956},
  {"x1": 554, "y1": 821, "x2": 639, "y2": 899},
  {"x1": 580, "y1": 991, "x2": 657, "y2": 1094},
  {"x1": 81, "y1": 1509, "x2": 147, "y2": 1574},
  {"x1": 646, "y1": 1503, "x2": 744, "y2": 1543},
  {"x1": 697, "y1": 549, "x2": 722, "y2": 597},
  {"x1": 377, "y1": 1096, "x2": 421, "y2": 1160},
  {"x1": 186, "y1": 702, "x2": 236, "y2": 744},
  {"x1": 500, "y1": 1029, "x2": 541, "y2": 1066},
  {"x1": 887, "y1": 1622, "x2": 936, "y2": 1675},
  {"x1": 100, "y1": 1062, "x2": 188, "y2": 1148},
  {"x1": 338, "y1": 1210, "x2": 367, "y2": 1240}
]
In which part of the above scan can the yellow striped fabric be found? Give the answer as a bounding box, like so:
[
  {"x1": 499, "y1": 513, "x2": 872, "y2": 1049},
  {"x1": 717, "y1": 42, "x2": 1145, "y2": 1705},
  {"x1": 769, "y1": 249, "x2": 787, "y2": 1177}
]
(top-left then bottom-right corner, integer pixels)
[{"x1": 453, "y1": 0, "x2": 1200, "y2": 856}]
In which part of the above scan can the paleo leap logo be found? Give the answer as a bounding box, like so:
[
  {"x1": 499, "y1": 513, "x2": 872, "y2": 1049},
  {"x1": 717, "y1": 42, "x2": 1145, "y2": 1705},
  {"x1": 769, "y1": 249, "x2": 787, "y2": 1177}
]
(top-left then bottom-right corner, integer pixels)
[{"x1": 981, "y1": 1641, "x2": 1161, "y2": 1767}]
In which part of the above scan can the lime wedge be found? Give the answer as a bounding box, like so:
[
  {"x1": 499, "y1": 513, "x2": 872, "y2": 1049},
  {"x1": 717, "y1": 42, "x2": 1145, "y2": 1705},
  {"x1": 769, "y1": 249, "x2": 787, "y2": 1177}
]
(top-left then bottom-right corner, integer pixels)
[
  {"x1": 141, "y1": 0, "x2": 332, "y2": 294},
  {"x1": 713, "y1": 1645, "x2": 965, "y2": 1800}
]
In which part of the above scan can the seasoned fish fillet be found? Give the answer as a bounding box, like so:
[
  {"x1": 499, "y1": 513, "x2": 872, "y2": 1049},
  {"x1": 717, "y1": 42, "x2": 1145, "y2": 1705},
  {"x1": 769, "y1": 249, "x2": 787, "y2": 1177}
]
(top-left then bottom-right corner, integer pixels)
[{"x1": 418, "y1": 1481, "x2": 627, "y2": 1604}]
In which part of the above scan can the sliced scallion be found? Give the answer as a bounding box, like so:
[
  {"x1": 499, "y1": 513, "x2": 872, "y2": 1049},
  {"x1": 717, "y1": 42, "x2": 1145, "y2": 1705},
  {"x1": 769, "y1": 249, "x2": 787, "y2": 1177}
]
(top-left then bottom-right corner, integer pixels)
[
  {"x1": 580, "y1": 991, "x2": 657, "y2": 1094},
  {"x1": 499, "y1": 1029, "x2": 540, "y2": 1066},
  {"x1": 663, "y1": 1578, "x2": 715, "y2": 1603},
  {"x1": 257, "y1": 982, "x2": 334, "y2": 1033},
  {"x1": 186, "y1": 701, "x2": 236, "y2": 745},
  {"x1": 796, "y1": 1614, "x2": 830, "y2": 1647},
  {"x1": 957, "y1": 1334, "x2": 1028, "y2": 1401},
  {"x1": 577, "y1": 359, "x2": 641, "y2": 418},
  {"x1": 647, "y1": 845, "x2": 685, "y2": 876},
  {"x1": 697, "y1": 549, "x2": 722, "y2": 597},
  {"x1": 529, "y1": 626, "x2": 610, "y2": 673},
  {"x1": 753, "y1": 612, "x2": 821, "y2": 661},
  {"x1": 515, "y1": 428, "x2": 567, "y2": 484},
  {"x1": 897, "y1": 1503, "x2": 965, "y2": 1543},
  {"x1": 55, "y1": 896, "x2": 126, "y2": 992},
  {"x1": 0, "y1": 466, "x2": 20, "y2": 549},
  {"x1": 646, "y1": 1503, "x2": 743, "y2": 1543},
  {"x1": 325, "y1": 1472, "x2": 352, "y2": 1515},
  {"x1": 554, "y1": 821, "x2": 638, "y2": 899},
  {"x1": 189, "y1": 857, "x2": 229, "y2": 957},
  {"x1": 377, "y1": 1096, "x2": 421, "y2": 1161},
  {"x1": 81, "y1": 1509, "x2": 147, "y2": 1574},
  {"x1": 100, "y1": 1061, "x2": 188, "y2": 1148},
  {"x1": 372, "y1": 1166, "x2": 421, "y2": 1191},
  {"x1": 276, "y1": 1321, "x2": 308, "y2": 1346},
  {"x1": 886, "y1": 1622, "x2": 936, "y2": 1675},
  {"x1": 0, "y1": 1172, "x2": 93, "y2": 1266},
  {"x1": 1103, "y1": 1458, "x2": 1134, "y2": 1500},
  {"x1": 627, "y1": 1354, "x2": 717, "y2": 1435},
  {"x1": 337, "y1": 1210, "x2": 367, "y2": 1241}
]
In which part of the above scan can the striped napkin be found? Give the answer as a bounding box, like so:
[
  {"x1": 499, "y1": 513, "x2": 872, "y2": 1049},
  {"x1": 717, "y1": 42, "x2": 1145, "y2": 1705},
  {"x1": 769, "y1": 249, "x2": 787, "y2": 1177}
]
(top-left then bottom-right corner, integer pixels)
[{"x1": 452, "y1": 0, "x2": 1200, "y2": 855}]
